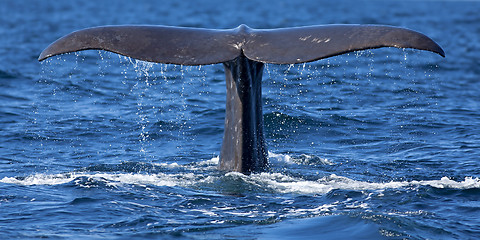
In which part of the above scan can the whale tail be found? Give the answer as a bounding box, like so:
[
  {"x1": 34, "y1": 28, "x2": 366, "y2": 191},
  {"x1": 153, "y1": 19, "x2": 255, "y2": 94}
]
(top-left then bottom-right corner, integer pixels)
[
  {"x1": 38, "y1": 24, "x2": 444, "y2": 174},
  {"x1": 39, "y1": 24, "x2": 444, "y2": 65}
]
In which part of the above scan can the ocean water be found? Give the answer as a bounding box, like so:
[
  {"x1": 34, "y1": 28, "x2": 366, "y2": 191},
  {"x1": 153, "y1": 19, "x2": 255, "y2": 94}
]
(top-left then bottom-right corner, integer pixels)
[{"x1": 1, "y1": 0, "x2": 480, "y2": 239}]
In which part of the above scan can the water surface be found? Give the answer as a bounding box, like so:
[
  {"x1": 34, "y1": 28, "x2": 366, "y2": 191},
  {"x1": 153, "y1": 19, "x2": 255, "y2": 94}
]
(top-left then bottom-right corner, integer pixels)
[{"x1": 1, "y1": 0, "x2": 480, "y2": 239}]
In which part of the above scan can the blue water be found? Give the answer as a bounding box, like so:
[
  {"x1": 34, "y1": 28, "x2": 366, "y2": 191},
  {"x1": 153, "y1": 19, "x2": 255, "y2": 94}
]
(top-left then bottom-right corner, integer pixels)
[{"x1": 1, "y1": 0, "x2": 480, "y2": 239}]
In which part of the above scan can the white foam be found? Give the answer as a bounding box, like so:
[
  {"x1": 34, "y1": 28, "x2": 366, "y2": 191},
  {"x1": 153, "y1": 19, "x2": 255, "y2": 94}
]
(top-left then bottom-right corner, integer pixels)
[
  {"x1": 0, "y1": 173, "x2": 75, "y2": 186},
  {"x1": 249, "y1": 173, "x2": 480, "y2": 194},
  {"x1": 0, "y1": 172, "x2": 199, "y2": 188},
  {"x1": 153, "y1": 162, "x2": 182, "y2": 168},
  {"x1": 197, "y1": 156, "x2": 219, "y2": 166},
  {"x1": 1, "y1": 170, "x2": 479, "y2": 195},
  {"x1": 286, "y1": 203, "x2": 337, "y2": 216},
  {"x1": 268, "y1": 151, "x2": 293, "y2": 163},
  {"x1": 268, "y1": 152, "x2": 334, "y2": 165}
]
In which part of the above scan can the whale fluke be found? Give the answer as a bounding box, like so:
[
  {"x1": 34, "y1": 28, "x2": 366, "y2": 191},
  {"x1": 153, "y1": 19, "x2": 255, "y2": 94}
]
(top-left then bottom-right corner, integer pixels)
[
  {"x1": 242, "y1": 24, "x2": 445, "y2": 63},
  {"x1": 39, "y1": 24, "x2": 444, "y2": 65},
  {"x1": 39, "y1": 24, "x2": 444, "y2": 174}
]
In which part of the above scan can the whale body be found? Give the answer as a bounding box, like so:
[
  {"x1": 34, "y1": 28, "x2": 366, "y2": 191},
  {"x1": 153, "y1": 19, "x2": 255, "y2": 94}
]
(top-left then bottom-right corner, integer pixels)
[{"x1": 39, "y1": 24, "x2": 444, "y2": 174}]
